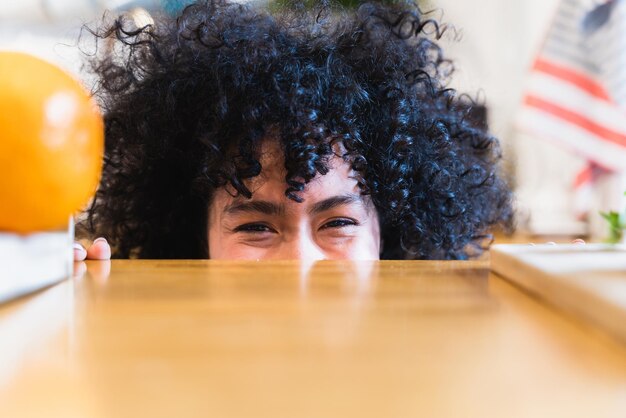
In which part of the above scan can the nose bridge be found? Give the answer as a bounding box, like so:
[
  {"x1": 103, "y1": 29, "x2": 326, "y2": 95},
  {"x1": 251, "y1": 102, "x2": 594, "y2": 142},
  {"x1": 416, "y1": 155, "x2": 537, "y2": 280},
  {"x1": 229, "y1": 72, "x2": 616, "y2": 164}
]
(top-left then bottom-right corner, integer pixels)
[
  {"x1": 283, "y1": 229, "x2": 327, "y2": 261},
  {"x1": 298, "y1": 232, "x2": 326, "y2": 261}
]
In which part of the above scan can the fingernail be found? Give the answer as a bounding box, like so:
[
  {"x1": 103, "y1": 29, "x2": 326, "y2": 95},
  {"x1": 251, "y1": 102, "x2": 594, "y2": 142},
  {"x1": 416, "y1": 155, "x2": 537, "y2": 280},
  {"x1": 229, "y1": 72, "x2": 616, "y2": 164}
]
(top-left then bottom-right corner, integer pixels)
[
  {"x1": 93, "y1": 237, "x2": 108, "y2": 244},
  {"x1": 572, "y1": 238, "x2": 586, "y2": 244},
  {"x1": 546, "y1": 241, "x2": 557, "y2": 245},
  {"x1": 73, "y1": 243, "x2": 87, "y2": 259}
]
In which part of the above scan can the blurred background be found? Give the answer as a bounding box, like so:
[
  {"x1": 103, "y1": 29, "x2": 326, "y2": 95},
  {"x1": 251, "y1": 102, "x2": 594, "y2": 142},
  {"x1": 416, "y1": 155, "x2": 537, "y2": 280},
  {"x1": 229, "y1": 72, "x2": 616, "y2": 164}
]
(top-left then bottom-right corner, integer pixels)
[{"x1": 1, "y1": 0, "x2": 624, "y2": 241}]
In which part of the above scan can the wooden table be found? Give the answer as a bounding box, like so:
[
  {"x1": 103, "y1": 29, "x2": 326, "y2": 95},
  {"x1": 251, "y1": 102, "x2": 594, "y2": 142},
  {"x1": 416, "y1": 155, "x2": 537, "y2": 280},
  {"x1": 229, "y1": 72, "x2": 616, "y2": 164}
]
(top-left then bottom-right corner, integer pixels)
[{"x1": 1, "y1": 260, "x2": 626, "y2": 418}]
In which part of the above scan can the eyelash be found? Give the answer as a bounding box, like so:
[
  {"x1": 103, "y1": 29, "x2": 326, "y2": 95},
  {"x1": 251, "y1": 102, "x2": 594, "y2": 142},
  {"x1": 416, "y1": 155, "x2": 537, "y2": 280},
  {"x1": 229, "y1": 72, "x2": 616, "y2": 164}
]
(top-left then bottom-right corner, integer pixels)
[
  {"x1": 233, "y1": 218, "x2": 359, "y2": 234},
  {"x1": 233, "y1": 223, "x2": 275, "y2": 233},
  {"x1": 320, "y1": 218, "x2": 359, "y2": 229}
]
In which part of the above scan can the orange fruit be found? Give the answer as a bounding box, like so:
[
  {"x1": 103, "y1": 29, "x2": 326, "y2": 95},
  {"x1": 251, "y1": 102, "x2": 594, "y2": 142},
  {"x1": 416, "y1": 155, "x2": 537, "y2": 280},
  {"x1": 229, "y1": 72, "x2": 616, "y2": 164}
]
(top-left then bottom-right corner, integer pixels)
[{"x1": 0, "y1": 52, "x2": 104, "y2": 233}]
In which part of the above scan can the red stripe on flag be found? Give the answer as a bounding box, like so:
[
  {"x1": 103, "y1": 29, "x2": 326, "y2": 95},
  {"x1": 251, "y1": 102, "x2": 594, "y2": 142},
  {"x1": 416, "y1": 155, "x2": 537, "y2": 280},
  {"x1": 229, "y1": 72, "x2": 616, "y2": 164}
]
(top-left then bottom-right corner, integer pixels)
[
  {"x1": 573, "y1": 165, "x2": 593, "y2": 187},
  {"x1": 533, "y1": 58, "x2": 612, "y2": 102},
  {"x1": 524, "y1": 95, "x2": 626, "y2": 147}
]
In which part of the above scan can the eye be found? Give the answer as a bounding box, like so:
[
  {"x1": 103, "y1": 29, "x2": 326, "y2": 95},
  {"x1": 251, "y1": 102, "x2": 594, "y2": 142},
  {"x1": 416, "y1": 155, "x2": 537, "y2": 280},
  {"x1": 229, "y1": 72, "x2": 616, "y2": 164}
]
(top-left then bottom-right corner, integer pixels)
[
  {"x1": 320, "y1": 218, "x2": 359, "y2": 230},
  {"x1": 233, "y1": 223, "x2": 276, "y2": 234}
]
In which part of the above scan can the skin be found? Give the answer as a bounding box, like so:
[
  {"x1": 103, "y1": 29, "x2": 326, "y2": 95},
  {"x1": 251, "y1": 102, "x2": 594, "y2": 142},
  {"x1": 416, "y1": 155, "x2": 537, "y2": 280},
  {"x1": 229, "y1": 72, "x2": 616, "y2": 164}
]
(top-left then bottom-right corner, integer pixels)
[
  {"x1": 208, "y1": 141, "x2": 380, "y2": 260},
  {"x1": 74, "y1": 237, "x2": 110, "y2": 261},
  {"x1": 76, "y1": 141, "x2": 381, "y2": 261}
]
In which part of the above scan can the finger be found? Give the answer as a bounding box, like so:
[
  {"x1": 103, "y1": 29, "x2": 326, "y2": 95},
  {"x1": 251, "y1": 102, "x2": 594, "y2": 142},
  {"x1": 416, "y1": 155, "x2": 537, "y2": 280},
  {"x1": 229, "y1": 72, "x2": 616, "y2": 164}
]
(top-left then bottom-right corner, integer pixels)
[
  {"x1": 73, "y1": 242, "x2": 87, "y2": 261},
  {"x1": 86, "y1": 237, "x2": 112, "y2": 260}
]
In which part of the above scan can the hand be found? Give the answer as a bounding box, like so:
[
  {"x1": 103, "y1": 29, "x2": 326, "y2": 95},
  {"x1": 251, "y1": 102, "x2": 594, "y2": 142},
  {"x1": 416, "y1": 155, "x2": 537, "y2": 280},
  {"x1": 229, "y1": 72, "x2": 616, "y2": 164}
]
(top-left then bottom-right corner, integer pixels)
[{"x1": 73, "y1": 237, "x2": 111, "y2": 261}]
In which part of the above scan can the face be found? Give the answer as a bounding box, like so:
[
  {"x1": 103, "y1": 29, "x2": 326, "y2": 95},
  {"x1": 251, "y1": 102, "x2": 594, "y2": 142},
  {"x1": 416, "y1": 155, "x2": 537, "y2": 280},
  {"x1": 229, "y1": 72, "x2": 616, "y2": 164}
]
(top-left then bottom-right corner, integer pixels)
[{"x1": 207, "y1": 141, "x2": 380, "y2": 260}]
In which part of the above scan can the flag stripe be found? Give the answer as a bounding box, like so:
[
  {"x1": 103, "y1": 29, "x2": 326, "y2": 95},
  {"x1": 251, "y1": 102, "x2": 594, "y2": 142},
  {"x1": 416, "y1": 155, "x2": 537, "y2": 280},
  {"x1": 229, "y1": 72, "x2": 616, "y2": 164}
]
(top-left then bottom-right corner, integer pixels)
[
  {"x1": 533, "y1": 58, "x2": 611, "y2": 100},
  {"x1": 574, "y1": 164, "x2": 593, "y2": 187},
  {"x1": 543, "y1": 44, "x2": 600, "y2": 74},
  {"x1": 517, "y1": 106, "x2": 626, "y2": 171},
  {"x1": 524, "y1": 95, "x2": 626, "y2": 147},
  {"x1": 525, "y1": 71, "x2": 626, "y2": 133}
]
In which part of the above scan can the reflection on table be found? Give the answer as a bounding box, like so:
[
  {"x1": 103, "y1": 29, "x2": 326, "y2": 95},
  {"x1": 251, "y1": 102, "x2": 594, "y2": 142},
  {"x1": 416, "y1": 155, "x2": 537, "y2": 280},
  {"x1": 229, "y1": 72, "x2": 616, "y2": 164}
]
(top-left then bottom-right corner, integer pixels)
[{"x1": 1, "y1": 260, "x2": 626, "y2": 418}]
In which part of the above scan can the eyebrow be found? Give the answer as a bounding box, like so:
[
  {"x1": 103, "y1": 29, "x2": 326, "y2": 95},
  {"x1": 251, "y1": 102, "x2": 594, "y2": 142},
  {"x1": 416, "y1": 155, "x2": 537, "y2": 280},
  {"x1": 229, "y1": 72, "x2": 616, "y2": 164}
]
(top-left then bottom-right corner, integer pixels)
[
  {"x1": 223, "y1": 194, "x2": 363, "y2": 216},
  {"x1": 224, "y1": 200, "x2": 285, "y2": 216},
  {"x1": 308, "y1": 194, "x2": 363, "y2": 215}
]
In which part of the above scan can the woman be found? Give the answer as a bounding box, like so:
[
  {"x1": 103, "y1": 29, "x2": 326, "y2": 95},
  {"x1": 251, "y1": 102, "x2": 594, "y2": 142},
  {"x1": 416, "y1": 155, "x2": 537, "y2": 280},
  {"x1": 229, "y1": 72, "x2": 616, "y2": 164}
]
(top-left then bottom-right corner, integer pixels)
[{"x1": 75, "y1": 0, "x2": 513, "y2": 261}]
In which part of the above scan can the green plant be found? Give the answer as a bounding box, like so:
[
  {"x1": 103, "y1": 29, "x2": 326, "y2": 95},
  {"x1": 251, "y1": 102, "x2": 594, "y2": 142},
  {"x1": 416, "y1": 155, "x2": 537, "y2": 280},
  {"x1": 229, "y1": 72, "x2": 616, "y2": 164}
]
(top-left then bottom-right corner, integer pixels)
[{"x1": 600, "y1": 191, "x2": 626, "y2": 243}]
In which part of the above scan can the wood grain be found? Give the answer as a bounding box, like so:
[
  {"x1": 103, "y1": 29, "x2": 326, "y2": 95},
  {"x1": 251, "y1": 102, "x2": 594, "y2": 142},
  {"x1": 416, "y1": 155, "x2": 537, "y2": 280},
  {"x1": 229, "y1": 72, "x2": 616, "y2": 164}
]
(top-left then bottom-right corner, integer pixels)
[
  {"x1": 491, "y1": 243, "x2": 626, "y2": 342},
  {"x1": 1, "y1": 259, "x2": 626, "y2": 418}
]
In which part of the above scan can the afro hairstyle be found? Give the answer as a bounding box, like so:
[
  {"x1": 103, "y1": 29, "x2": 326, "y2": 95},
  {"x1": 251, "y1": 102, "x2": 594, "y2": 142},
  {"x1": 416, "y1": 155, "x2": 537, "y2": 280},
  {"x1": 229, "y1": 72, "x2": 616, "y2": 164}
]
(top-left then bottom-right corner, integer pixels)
[{"x1": 79, "y1": 0, "x2": 514, "y2": 259}]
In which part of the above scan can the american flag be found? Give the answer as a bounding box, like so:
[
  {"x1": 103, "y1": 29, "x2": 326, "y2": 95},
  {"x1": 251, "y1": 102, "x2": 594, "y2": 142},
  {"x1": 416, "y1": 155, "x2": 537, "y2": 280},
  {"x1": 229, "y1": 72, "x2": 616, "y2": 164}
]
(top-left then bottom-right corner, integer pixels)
[{"x1": 517, "y1": 0, "x2": 626, "y2": 218}]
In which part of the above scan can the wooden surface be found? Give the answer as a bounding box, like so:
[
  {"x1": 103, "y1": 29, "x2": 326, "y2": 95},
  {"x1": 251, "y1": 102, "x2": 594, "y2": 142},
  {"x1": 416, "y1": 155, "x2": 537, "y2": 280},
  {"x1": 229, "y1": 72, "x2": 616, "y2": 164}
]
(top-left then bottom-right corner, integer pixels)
[
  {"x1": 492, "y1": 243, "x2": 626, "y2": 342},
  {"x1": 1, "y1": 259, "x2": 626, "y2": 418}
]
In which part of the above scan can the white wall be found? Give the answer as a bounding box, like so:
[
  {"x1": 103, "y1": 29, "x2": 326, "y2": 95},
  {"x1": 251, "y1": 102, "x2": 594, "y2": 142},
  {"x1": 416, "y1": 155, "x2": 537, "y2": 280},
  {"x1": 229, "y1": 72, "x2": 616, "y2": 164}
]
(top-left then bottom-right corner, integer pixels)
[{"x1": 435, "y1": 0, "x2": 556, "y2": 136}]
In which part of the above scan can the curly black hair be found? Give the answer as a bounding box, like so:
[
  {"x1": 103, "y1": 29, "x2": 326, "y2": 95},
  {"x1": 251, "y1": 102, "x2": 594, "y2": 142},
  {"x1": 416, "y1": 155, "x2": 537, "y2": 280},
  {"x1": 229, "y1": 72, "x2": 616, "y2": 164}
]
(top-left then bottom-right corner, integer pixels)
[{"x1": 79, "y1": 0, "x2": 513, "y2": 259}]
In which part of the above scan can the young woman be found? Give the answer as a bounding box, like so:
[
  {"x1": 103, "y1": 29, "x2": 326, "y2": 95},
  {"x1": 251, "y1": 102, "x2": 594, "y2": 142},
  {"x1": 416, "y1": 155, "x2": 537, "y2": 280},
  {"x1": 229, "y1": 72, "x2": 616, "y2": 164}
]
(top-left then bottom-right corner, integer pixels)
[{"x1": 75, "y1": 0, "x2": 513, "y2": 261}]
